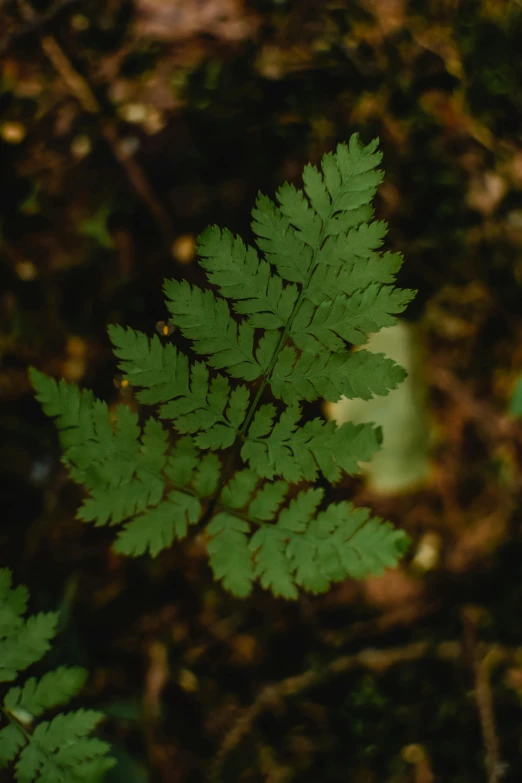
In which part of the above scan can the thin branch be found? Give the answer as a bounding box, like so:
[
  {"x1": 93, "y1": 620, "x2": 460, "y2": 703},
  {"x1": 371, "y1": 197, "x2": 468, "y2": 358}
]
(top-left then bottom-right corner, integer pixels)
[
  {"x1": 475, "y1": 651, "x2": 505, "y2": 783},
  {"x1": 209, "y1": 640, "x2": 458, "y2": 783},
  {"x1": 210, "y1": 635, "x2": 521, "y2": 783},
  {"x1": 462, "y1": 609, "x2": 508, "y2": 783}
]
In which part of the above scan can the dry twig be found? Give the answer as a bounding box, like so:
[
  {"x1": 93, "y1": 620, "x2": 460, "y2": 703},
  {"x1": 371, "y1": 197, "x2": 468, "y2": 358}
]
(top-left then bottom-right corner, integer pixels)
[
  {"x1": 462, "y1": 608, "x2": 507, "y2": 783},
  {"x1": 209, "y1": 640, "x2": 459, "y2": 783},
  {"x1": 210, "y1": 633, "x2": 522, "y2": 782}
]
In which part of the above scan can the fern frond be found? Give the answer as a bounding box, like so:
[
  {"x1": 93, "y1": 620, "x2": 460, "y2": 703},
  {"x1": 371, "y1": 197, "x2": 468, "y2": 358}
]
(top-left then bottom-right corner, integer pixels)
[
  {"x1": 252, "y1": 192, "x2": 314, "y2": 284},
  {"x1": 109, "y1": 438, "x2": 227, "y2": 557},
  {"x1": 31, "y1": 370, "x2": 206, "y2": 554},
  {"x1": 291, "y1": 284, "x2": 416, "y2": 353},
  {"x1": 248, "y1": 480, "x2": 288, "y2": 521},
  {"x1": 13, "y1": 710, "x2": 113, "y2": 782},
  {"x1": 248, "y1": 526, "x2": 297, "y2": 599},
  {"x1": 251, "y1": 491, "x2": 409, "y2": 597},
  {"x1": 0, "y1": 570, "x2": 28, "y2": 636},
  {"x1": 164, "y1": 436, "x2": 199, "y2": 485},
  {"x1": 163, "y1": 280, "x2": 262, "y2": 380},
  {"x1": 111, "y1": 439, "x2": 224, "y2": 556},
  {"x1": 242, "y1": 406, "x2": 380, "y2": 482},
  {"x1": 197, "y1": 226, "x2": 298, "y2": 329},
  {"x1": 306, "y1": 250, "x2": 403, "y2": 304},
  {"x1": 0, "y1": 724, "x2": 25, "y2": 766},
  {"x1": 31, "y1": 134, "x2": 416, "y2": 600},
  {"x1": 30, "y1": 368, "x2": 140, "y2": 490},
  {"x1": 27, "y1": 370, "x2": 96, "y2": 453},
  {"x1": 1, "y1": 610, "x2": 59, "y2": 684},
  {"x1": 271, "y1": 347, "x2": 407, "y2": 404},
  {"x1": 251, "y1": 134, "x2": 382, "y2": 287},
  {"x1": 76, "y1": 417, "x2": 167, "y2": 526},
  {"x1": 109, "y1": 325, "x2": 249, "y2": 447},
  {"x1": 113, "y1": 489, "x2": 201, "y2": 557},
  {"x1": 207, "y1": 513, "x2": 254, "y2": 598},
  {"x1": 192, "y1": 453, "x2": 222, "y2": 497},
  {"x1": 210, "y1": 483, "x2": 408, "y2": 599},
  {"x1": 283, "y1": 500, "x2": 409, "y2": 593},
  {"x1": 219, "y1": 469, "x2": 259, "y2": 508},
  {"x1": 245, "y1": 134, "x2": 417, "y2": 439},
  {"x1": 248, "y1": 488, "x2": 324, "y2": 599},
  {"x1": 0, "y1": 570, "x2": 114, "y2": 781},
  {"x1": 5, "y1": 668, "x2": 87, "y2": 718}
]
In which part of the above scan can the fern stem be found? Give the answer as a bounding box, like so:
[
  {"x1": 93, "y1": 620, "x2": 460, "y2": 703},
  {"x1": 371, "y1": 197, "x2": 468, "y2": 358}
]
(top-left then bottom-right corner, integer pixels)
[
  {"x1": 203, "y1": 202, "x2": 337, "y2": 519},
  {"x1": 239, "y1": 216, "x2": 334, "y2": 436}
]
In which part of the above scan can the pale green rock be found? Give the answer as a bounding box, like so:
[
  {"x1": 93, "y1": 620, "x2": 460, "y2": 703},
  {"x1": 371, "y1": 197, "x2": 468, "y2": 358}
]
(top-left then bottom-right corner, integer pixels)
[{"x1": 325, "y1": 321, "x2": 431, "y2": 493}]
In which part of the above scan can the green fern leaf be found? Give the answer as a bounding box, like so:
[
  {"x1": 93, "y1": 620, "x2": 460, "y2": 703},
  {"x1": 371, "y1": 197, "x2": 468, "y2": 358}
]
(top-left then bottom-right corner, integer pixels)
[
  {"x1": 248, "y1": 527, "x2": 297, "y2": 599},
  {"x1": 285, "y1": 501, "x2": 409, "y2": 591},
  {"x1": 29, "y1": 369, "x2": 96, "y2": 453},
  {"x1": 243, "y1": 487, "x2": 408, "y2": 598},
  {"x1": 0, "y1": 571, "x2": 114, "y2": 780},
  {"x1": 31, "y1": 369, "x2": 139, "y2": 490},
  {"x1": 1, "y1": 613, "x2": 59, "y2": 683},
  {"x1": 0, "y1": 570, "x2": 59, "y2": 683},
  {"x1": 77, "y1": 479, "x2": 160, "y2": 528},
  {"x1": 220, "y1": 470, "x2": 259, "y2": 508},
  {"x1": 31, "y1": 371, "x2": 197, "y2": 540},
  {"x1": 76, "y1": 416, "x2": 167, "y2": 526},
  {"x1": 139, "y1": 417, "x2": 169, "y2": 474},
  {"x1": 248, "y1": 480, "x2": 288, "y2": 521},
  {"x1": 252, "y1": 135, "x2": 382, "y2": 289},
  {"x1": 109, "y1": 326, "x2": 247, "y2": 446},
  {"x1": 108, "y1": 325, "x2": 180, "y2": 404},
  {"x1": 248, "y1": 488, "x2": 324, "y2": 599},
  {"x1": 0, "y1": 725, "x2": 25, "y2": 765},
  {"x1": 207, "y1": 513, "x2": 254, "y2": 597},
  {"x1": 278, "y1": 488, "x2": 324, "y2": 531},
  {"x1": 170, "y1": 367, "x2": 239, "y2": 445},
  {"x1": 192, "y1": 453, "x2": 222, "y2": 497},
  {"x1": 164, "y1": 436, "x2": 199, "y2": 485},
  {"x1": 5, "y1": 667, "x2": 87, "y2": 718},
  {"x1": 164, "y1": 280, "x2": 262, "y2": 380},
  {"x1": 242, "y1": 407, "x2": 380, "y2": 483},
  {"x1": 31, "y1": 134, "x2": 416, "y2": 599},
  {"x1": 247, "y1": 403, "x2": 277, "y2": 439},
  {"x1": 255, "y1": 330, "x2": 282, "y2": 372},
  {"x1": 272, "y1": 347, "x2": 407, "y2": 404},
  {"x1": 113, "y1": 490, "x2": 201, "y2": 557},
  {"x1": 16, "y1": 710, "x2": 114, "y2": 783},
  {"x1": 291, "y1": 284, "x2": 416, "y2": 352},
  {"x1": 0, "y1": 571, "x2": 28, "y2": 637},
  {"x1": 316, "y1": 219, "x2": 388, "y2": 267},
  {"x1": 197, "y1": 226, "x2": 298, "y2": 329},
  {"x1": 306, "y1": 250, "x2": 403, "y2": 305},
  {"x1": 252, "y1": 193, "x2": 313, "y2": 284},
  {"x1": 278, "y1": 181, "x2": 322, "y2": 247}
]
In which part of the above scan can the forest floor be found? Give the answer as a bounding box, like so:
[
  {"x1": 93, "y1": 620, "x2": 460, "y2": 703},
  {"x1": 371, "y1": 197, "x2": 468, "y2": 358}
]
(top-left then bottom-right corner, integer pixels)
[{"x1": 3, "y1": 1, "x2": 522, "y2": 781}]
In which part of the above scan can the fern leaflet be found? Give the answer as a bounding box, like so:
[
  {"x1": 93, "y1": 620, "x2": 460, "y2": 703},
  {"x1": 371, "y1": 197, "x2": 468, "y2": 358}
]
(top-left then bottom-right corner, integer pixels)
[{"x1": 0, "y1": 570, "x2": 114, "y2": 782}]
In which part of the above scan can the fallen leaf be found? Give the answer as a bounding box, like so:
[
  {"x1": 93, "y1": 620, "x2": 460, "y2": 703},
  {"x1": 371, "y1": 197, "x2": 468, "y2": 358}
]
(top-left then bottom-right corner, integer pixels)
[{"x1": 134, "y1": 0, "x2": 259, "y2": 43}]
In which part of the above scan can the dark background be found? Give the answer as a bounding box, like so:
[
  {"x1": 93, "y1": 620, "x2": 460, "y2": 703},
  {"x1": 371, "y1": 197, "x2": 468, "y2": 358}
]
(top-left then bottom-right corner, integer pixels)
[{"x1": 3, "y1": 0, "x2": 522, "y2": 781}]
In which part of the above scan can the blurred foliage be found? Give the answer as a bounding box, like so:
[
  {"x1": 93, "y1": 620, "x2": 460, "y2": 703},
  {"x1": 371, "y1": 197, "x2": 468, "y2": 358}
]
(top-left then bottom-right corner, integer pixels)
[{"x1": 3, "y1": 0, "x2": 522, "y2": 780}]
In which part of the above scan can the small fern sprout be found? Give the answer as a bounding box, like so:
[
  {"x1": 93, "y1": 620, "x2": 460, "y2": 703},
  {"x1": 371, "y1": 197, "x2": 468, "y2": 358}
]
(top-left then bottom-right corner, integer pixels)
[
  {"x1": 0, "y1": 569, "x2": 115, "y2": 781},
  {"x1": 31, "y1": 134, "x2": 416, "y2": 599}
]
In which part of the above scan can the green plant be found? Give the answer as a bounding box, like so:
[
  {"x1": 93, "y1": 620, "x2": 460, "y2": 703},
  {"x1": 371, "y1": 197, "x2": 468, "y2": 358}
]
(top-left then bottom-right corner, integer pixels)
[
  {"x1": 30, "y1": 134, "x2": 415, "y2": 600},
  {"x1": 0, "y1": 569, "x2": 115, "y2": 781}
]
